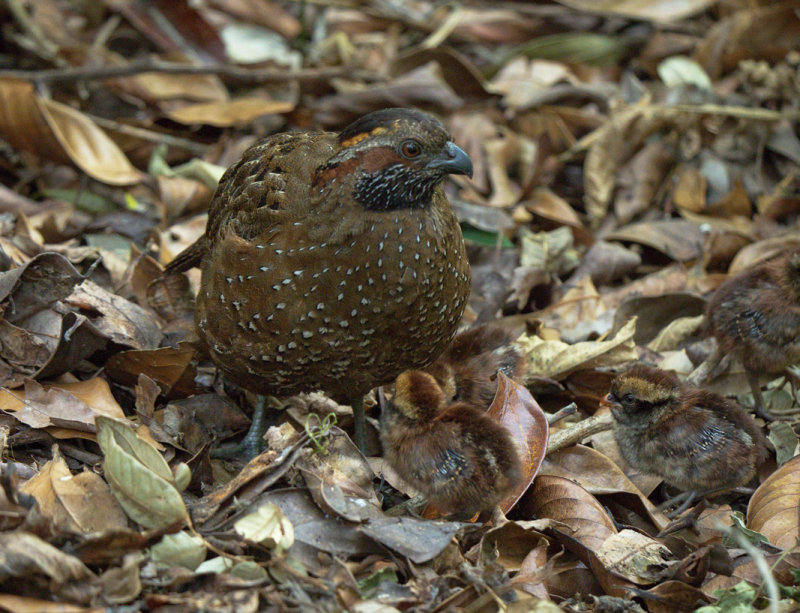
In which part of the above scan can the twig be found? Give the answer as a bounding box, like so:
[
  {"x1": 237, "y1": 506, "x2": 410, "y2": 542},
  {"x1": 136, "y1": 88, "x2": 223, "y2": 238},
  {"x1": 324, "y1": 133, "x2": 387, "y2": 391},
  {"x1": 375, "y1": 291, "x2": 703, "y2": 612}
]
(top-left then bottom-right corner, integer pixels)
[
  {"x1": 86, "y1": 114, "x2": 209, "y2": 154},
  {"x1": 546, "y1": 412, "x2": 614, "y2": 455},
  {"x1": 6, "y1": 0, "x2": 61, "y2": 61},
  {"x1": 547, "y1": 402, "x2": 577, "y2": 426},
  {"x1": 1, "y1": 61, "x2": 385, "y2": 85}
]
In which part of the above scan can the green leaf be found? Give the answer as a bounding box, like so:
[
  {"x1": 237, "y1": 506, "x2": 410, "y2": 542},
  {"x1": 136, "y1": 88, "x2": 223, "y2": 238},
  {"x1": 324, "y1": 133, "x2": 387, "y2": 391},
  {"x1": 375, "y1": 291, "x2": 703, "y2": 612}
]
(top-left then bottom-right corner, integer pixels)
[
  {"x1": 461, "y1": 224, "x2": 514, "y2": 248},
  {"x1": 40, "y1": 188, "x2": 117, "y2": 214},
  {"x1": 357, "y1": 566, "x2": 399, "y2": 598},
  {"x1": 97, "y1": 416, "x2": 189, "y2": 530},
  {"x1": 149, "y1": 531, "x2": 206, "y2": 570}
]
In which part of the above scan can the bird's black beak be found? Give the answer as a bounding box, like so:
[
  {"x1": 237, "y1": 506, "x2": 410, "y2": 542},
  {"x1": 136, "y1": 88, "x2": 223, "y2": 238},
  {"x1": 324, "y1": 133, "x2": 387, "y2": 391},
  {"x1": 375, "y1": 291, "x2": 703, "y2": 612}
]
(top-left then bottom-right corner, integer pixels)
[{"x1": 427, "y1": 141, "x2": 473, "y2": 178}]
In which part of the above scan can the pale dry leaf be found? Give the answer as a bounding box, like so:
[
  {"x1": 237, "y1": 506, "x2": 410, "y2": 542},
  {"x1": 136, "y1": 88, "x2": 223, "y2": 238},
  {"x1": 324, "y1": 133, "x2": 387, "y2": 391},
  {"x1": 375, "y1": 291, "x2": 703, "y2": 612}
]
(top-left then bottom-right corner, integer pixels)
[
  {"x1": 594, "y1": 530, "x2": 673, "y2": 585},
  {"x1": 747, "y1": 454, "x2": 800, "y2": 549},
  {"x1": 519, "y1": 316, "x2": 638, "y2": 380}
]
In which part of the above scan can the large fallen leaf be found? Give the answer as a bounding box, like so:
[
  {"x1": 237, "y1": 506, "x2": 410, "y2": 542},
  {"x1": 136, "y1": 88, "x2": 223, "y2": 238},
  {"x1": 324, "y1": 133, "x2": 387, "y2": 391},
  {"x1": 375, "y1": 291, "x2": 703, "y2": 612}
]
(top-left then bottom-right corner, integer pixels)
[
  {"x1": 606, "y1": 219, "x2": 704, "y2": 262},
  {"x1": 166, "y1": 98, "x2": 294, "y2": 127},
  {"x1": 97, "y1": 416, "x2": 189, "y2": 530},
  {"x1": 583, "y1": 98, "x2": 668, "y2": 225},
  {"x1": 0, "y1": 594, "x2": 101, "y2": 613},
  {"x1": 297, "y1": 428, "x2": 382, "y2": 522},
  {"x1": 519, "y1": 316, "x2": 638, "y2": 380},
  {"x1": 489, "y1": 373, "x2": 549, "y2": 513},
  {"x1": 0, "y1": 531, "x2": 94, "y2": 587},
  {"x1": 0, "y1": 378, "x2": 123, "y2": 433},
  {"x1": 234, "y1": 503, "x2": 294, "y2": 553},
  {"x1": 0, "y1": 78, "x2": 140, "y2": 185},
  {"x1": 21, "y1": 450, "x2": 128, "y2": 534},
  {"x1": 694, "y1": 4, "x2": 800, "y2": 78},
  {"x1": 747, "y1": 454, "x2": 800, "y2": 549},
  {"x1": 517, "y1": 474, "x2": 617, "y2": 551},
  {"x1": 541, "y1": 445, "x2": 669, "y2": 531},
  {"x1": 554, "y1": 0, "x2": 717, "y2": 21},
  {"x1": 104, "y1": 345, "x2": 200, "y2": 398},
  {"x1": 360, "y1": 517, "x2": 468, "y2": 564}
]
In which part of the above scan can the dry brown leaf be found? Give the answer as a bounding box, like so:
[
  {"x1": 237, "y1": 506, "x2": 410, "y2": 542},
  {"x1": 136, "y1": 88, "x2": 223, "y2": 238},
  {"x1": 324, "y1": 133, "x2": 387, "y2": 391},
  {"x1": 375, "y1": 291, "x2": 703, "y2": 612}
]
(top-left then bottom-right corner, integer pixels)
[
  {"x1": 747, "y1": 454, "x2": 800, "y2": 548},
  {"x1": 0, "y1": 377, "x2": 123, "y2": 433},
  {"x1": 489, "y1": 373, "x2": 549, "y2": 514},
  {"x1": 728, "y1": 236, "x2": 800, "y2": 275},
  {"x1": 614, "y1": 141, "x2": 672, "y2": 224},
  {"x1": 104, "y1": 345, "x2": 199, "y2": 398},
  {"x1": 519, "y1": 316, "x2": 638, "y2": 381},
  {"x1": 606, "y1": 219, "x2": 704, "y2": 262},
  {"x1": 555, "y1": 0, "x2": 717, "y2": 21},
  {"x1": 38, "y1": 95, "x2": 140, "y2": 185},
  {"x1": 166, "y1": 98, "x2": 295, "y2": 127},
  {"x1": 695, "y1": 4, "x2": 800, "y2": 78},
  {"x1": 0, "y1": 594, "x2": 102, "y2": 613},
  {"x1": 297, "y1": 428, "x2": 382, "y2": 522},
  {"x1": 584, "y1": 98, "x2": 669, "y2": 225},
  {"x1": 593, "y1": 529, "x2": 673, "y2": 585},
  {"x1": 22, "y1": 451, "x2": 128, "y2": 534},
  {"x1": 542, "y1": 445, "x2": 669, "y2": 531},
  {"x1": 673, "y1": 166, "x2": 707, "y2": 213},
  {"x1": 519, "y1": 474, "x2": 617, "y2": 551}
]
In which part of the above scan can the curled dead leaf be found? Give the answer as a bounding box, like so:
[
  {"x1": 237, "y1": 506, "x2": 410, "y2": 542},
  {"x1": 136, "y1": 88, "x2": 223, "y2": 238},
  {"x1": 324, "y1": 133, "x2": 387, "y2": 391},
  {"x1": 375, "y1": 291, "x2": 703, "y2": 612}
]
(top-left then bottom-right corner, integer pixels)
[
  {"x1": 488, "y1": 373, "x2": 549, "y2": 513},
  {"x1": 747, "y1": 454, "x2": 800, "y2": 549}
]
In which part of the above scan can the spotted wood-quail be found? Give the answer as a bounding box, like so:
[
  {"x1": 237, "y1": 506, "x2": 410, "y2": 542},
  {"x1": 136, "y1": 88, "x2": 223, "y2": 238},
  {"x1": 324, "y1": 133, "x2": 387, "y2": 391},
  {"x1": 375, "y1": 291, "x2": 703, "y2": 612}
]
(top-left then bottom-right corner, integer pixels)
[{"x1": 166, "y1": 108, "x2": 473, "y2": 454}]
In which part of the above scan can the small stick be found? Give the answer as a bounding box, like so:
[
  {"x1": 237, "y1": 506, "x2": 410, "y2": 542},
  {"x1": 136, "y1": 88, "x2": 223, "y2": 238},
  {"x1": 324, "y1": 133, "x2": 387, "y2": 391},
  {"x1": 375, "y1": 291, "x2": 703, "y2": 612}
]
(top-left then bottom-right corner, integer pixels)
[
  {"x1": 546, "y1": 412, "x2": 614, "y2": 455},
  {"x1": 1, "y1": 61, "x2": 384, "y2": 85},
  {"x1": 547, "y1": 402, "x2": 577, "y2": 425}
]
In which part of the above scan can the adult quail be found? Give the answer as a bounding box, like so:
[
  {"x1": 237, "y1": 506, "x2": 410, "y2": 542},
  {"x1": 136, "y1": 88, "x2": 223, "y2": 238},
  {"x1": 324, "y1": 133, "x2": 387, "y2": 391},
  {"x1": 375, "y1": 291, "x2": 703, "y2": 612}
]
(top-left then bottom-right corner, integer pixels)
[{"x1": 166, "y1": 108, "x2": 473, "y2": 454}]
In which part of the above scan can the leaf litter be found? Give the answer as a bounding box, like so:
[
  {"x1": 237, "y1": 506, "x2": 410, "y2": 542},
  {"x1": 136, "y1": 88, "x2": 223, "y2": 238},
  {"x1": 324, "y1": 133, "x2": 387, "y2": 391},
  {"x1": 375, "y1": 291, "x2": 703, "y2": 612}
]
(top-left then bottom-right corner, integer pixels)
[{"x1": 0, "y1": 0, "x2": 799, "y2": 611}]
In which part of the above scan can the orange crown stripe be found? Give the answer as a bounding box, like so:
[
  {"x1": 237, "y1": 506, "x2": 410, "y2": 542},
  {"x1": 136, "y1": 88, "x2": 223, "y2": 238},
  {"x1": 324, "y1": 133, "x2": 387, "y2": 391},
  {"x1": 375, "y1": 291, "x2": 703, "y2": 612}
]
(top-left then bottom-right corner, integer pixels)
[{"x1": 340, "y1": 126, "x2": 388, "y2": 148}]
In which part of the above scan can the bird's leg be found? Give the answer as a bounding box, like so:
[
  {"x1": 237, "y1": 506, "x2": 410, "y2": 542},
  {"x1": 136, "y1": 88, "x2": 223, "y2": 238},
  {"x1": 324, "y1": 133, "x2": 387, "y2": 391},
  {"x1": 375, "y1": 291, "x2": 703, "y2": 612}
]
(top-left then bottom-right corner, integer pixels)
[
  {"x1": 211, "y1": 395, "x2": 269, "y2": 460},
  {"x1": 746, "y1": 369, "x2": 776, "y2": 420},
  {"x1": 658, "y1": 490, "x2": 697, "y2": 518},
  {"x1": 659, "y1": 484, "x2": 746, "y2": 519},
  {"x1": 779, "y1": 366, "x2": 800, "y2": 412},
  {"x1": 351, "y1": 395, "x2": 367, "y2": 453}
]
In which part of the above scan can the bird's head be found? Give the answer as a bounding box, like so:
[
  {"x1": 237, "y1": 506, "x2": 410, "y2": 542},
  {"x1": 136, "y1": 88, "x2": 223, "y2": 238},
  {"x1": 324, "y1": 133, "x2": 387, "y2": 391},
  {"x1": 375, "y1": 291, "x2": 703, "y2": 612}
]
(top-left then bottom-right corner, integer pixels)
[
  {"x1": 602, "y1": 365, "x2": 681, "y2": 423},
  {"x1": 315, "y1": 108, "x2": 472, "y2": 211},
  {"x1": 391, "y1": 370, "x2": 447, "y2": 421}
]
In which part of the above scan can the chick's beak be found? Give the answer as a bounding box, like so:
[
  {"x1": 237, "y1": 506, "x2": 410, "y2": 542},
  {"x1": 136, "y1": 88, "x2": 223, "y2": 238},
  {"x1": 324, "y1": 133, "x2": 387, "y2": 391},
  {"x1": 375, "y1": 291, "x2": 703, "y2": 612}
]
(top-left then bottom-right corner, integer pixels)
[
  {"x1": 428, "y1": 141, "x2": 473, "y2": 178},
  {"x1": 599, "y1": 394, "x2": 615, "y2": 409}
]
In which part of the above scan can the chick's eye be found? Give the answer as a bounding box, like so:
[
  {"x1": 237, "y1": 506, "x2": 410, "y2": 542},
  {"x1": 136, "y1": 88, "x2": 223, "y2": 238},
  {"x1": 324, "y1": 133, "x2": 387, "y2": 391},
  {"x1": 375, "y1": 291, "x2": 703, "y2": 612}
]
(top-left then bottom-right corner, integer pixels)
[
  {"x1": 401, "y1": 140, "x2": 422, "y2": 158},
  {"x1": 622, "y1": 393, "x2": 634, "y2": 404}
]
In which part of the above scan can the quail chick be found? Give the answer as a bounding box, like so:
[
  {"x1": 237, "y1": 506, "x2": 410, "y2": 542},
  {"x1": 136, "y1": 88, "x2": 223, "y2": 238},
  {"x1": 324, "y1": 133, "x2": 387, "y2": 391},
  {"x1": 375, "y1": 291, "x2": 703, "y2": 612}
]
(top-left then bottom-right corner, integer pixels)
[
  {"x1": 381, "y1": 370, "x2": 522, "y2": 518},
  {"x1": 603, "y1": 365, "x2": 767, "y2": 503},
  {"x1": 425, "y1": 324, "x2": 526, "y2": 407},
  {"x1": 166, "y1": 108, "x2": 473, "y2": 455},
  {"x1": 705, "y1": 248, "x2": 800, "y2": 419}
]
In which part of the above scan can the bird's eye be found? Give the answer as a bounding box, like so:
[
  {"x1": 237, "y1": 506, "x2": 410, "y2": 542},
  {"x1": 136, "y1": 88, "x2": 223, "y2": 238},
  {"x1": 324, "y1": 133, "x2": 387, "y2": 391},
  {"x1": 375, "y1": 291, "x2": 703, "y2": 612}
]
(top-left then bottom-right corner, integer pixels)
[
  {"x1": 622, "y1": 393, "x2": 634, "y2": 404},
  {"x1": 401, "y1": 139, "x2": 422, "y2": 158}
]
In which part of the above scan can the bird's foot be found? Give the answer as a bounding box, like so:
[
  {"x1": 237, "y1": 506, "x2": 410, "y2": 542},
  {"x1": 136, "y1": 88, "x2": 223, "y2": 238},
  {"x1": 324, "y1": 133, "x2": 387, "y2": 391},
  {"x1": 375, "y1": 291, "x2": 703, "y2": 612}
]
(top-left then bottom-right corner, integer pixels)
[{"x1": 658, "y1": 490, "x2": 697, "y2": 519}]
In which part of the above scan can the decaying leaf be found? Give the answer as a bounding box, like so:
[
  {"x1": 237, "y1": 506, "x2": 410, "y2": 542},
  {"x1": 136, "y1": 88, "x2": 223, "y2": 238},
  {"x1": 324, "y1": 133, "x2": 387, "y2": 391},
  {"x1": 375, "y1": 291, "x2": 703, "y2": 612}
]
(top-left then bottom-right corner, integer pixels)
[
  {"x1": 489, "y1": 373, "x2": 549, "y2": 513},
  {"x1": 96, "y1": 416, "x2": 189, "y2": 531},
  {"x1": 747, "y1": 454, "x2": 800, "y2": 549}
]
